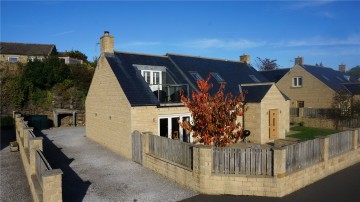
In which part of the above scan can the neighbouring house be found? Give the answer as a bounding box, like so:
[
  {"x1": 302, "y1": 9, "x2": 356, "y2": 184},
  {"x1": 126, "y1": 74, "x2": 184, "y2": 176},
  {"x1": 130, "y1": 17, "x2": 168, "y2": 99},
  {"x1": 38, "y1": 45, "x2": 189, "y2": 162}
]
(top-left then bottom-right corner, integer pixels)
[
  {"x1": 58, "y1": 52, "x2": 83, "y2": 65},
  {"x1": 85, "y1": 31, "x2": 289, "y2": 159},
  {"x1": 343, "y1": 83, "x2": 360, "y2": 103},
  {"x1": 273, "y1": 57, "x2": 359, "y2": 108},
  {"x1": 0, "y1": 42, "x2": 56, "y2": 63}
]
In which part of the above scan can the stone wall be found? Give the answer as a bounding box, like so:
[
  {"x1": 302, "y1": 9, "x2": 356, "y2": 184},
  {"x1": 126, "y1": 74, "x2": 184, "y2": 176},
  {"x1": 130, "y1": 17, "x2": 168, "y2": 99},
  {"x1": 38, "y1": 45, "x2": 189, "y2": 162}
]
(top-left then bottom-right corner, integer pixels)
[
  {"x1": 140, "y1": 129, "x2": 360, "y2": 197},
  {"x1": 14, "y1": 113, "x2": 63, "y2": 202}
]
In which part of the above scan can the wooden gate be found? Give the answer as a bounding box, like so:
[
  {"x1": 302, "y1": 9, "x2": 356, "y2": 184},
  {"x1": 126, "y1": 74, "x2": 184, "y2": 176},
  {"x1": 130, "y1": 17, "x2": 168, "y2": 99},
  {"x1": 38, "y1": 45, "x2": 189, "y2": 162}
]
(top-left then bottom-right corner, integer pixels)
[
  {"x1": 132, "y1": 131, "x2": 142, "y2": 164},
  {"x1": 269, "y1": 109, "x2": 279, "y2": 140}
]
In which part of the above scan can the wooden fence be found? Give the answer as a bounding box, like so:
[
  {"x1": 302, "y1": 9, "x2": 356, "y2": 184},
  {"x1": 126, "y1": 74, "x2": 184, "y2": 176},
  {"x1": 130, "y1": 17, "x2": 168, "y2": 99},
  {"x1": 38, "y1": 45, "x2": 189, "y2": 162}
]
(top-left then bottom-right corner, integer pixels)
[
  {"x1": 329, "y1": 131, "x2": 353, "y2": 158},
  {"x1": 148, "y1": 135, "x2": 193, "y2": 169},
  {"x1": 290, "y1": 108, "x2": 299, "y2": 117},
  {"x1": 212, "y1": 147, "x2": 273, "y2": 176},
  {"x1": 35, "y1": 150, "x2": 52, "y2": 189},
  {"x1": 284, "y1": 138, "x2": 323, "y2": 174}
]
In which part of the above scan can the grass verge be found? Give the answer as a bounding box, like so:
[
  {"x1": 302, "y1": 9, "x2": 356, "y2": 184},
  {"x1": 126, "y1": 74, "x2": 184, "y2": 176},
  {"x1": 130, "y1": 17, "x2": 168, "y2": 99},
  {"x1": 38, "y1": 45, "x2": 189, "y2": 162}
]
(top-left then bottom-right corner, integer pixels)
[{"x1": 288, "y1": 126, "x2": 340, "y2": 140}]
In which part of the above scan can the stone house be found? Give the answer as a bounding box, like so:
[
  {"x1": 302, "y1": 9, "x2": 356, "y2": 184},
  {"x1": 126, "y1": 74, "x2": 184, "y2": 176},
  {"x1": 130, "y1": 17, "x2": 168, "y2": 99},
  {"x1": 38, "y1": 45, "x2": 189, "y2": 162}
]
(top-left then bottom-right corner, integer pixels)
[
  {"x1": 0, "y1": 42, "x2": 57, "y2": 63},
  {"x1": 263, "y1": 57, "x2": 359, "y2": 109},
  {"x1": 85, "y1": 32, "x2": 289, "y2": 159}
]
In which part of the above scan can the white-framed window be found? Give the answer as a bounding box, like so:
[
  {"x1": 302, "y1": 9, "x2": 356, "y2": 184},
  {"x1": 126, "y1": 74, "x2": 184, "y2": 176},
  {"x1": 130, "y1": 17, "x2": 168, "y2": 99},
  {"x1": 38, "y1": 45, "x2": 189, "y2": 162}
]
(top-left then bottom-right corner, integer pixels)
[
  {"x1": 158, "y1": 114, "x2": 192, "y2": 143},
  {"x1": 210, "y1": 72, "x2": 224, "y2": 82},
  {"x1": 249, "y1": 75, "x2": 260, "y2": 82},
  {"x1": 189, "y1": 71, "x2": 203, "y2": 80},
  {"x1": 141, "y1": 70, "x2": 162, "y2": 91},
  {"x1": 8, "y1": 56, "x2": 19, "y2": 63},
  {"x1": 292, "y1": 77, "x2": 303, "y2": 87}
]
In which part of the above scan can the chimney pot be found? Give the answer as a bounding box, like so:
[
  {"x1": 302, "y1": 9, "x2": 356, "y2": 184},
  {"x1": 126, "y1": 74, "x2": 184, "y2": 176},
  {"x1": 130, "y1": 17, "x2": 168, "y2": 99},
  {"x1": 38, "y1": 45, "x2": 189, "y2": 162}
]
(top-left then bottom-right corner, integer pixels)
[
  {"x1": 295, "y1": 56, "x2": 304, "y2": 65},
  {"x1": 240, "y1": 54, "x2": 250, "y2": 64},
  {"x1": 339, "y1": 64, "x2": 346, "y2": 72},
  {"x1": 100, "y1": 31, "x2": 114, "y2": 54}
]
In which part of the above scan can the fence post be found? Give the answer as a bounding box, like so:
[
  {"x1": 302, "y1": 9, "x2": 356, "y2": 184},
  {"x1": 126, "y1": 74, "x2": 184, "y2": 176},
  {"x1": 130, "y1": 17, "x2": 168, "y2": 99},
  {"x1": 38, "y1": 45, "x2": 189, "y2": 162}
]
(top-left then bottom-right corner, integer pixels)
[
  {"x1": 42, "y1": 169, "x2": 63, "y2": 202},
  {"x1": 29, "y1": 137, "x2": 43, "y2": 175},
  {"x1": 353, "y1": 129, "x2": 358, "y2": 150},
  {"x1": 273, "y1": 147, "x2": 286, "y2": 178}
]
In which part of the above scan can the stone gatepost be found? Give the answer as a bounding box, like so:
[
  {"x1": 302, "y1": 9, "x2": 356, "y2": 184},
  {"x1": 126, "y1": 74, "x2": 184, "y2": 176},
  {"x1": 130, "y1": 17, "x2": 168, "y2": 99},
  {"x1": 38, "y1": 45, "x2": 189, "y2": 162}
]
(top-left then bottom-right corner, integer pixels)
[
  {"x1": 29, "y1": 137, "x2": 43, "y2": 175},
  {"x1": 273, "y1": 147, "x2": 286, "y2": 179},
  {"x1": 42, "y1": 169, "x2": 63, "y2": 202},
  {"x1": 352, "y1": 129, "x2": 358, "y2": 150},
  {"x1": 320, "y1": 137, "x2": 329, "y2": 162},
  {"x1": 23, "y1": 126, "x2": 34, "y2": 149}
]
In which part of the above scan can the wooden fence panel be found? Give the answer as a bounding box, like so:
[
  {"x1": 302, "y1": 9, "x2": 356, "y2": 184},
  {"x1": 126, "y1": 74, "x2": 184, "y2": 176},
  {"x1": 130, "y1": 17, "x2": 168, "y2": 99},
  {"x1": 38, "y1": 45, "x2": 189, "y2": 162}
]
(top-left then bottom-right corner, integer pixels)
[
  {"x1": 148, "y1": 135, "x2": 193, "y2": 169},
  {"x1": 212, "y1": 147, "x2": 273, "y2": 176},
  {"x1": 285, "y1": 138, "x2": 323, "y2": 174},
  {"x1": 329, "y1": 131, "x2": 353, "y2": 158}
]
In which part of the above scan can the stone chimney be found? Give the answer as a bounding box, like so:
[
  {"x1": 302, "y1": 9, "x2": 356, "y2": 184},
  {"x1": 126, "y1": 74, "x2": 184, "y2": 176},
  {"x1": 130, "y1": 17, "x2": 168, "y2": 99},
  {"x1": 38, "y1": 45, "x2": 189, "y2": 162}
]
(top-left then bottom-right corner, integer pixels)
[
  {"x1": 100, "y1": 31, "x2": 114, "y2": 54},
  {"x1": 339, "y1": 64, "x2": 346, "y2": 72},
  {"x1": 240, "y1": 54, "x2": 250, "y2": 64},
  {"x1": 294, "y1": 56, "x2": 304, "y2": 65}
]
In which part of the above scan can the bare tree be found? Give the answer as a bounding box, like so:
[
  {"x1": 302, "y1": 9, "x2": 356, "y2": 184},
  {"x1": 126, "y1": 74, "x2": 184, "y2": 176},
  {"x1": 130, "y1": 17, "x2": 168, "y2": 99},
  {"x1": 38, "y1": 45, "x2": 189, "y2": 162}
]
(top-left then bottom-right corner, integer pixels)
[{"x1": 255, "y1": 57, "x2": 279, "y2": 71}]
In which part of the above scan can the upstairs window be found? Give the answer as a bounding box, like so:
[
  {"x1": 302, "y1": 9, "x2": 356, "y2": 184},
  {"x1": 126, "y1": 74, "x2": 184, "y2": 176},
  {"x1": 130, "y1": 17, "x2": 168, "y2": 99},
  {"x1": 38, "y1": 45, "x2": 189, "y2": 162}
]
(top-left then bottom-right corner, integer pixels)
[
  {"x1": 210, "y1": 72, "x2": 224, "y2": 82},
  {"x1": 189, "y1": 71, "x2": 203, "y2": 80},
  {"x1": 141, "y1": 70, "x2": 162, "y2": 86},
  {"x1": 8, "y1": 57, "x2": 19, "y2": 63},
  {"x1": 249, "y1": 75, "x2": 260, "y2": 83},
  {"x1": 292, "y1": 77, "x2": 303, "y2": 87}
]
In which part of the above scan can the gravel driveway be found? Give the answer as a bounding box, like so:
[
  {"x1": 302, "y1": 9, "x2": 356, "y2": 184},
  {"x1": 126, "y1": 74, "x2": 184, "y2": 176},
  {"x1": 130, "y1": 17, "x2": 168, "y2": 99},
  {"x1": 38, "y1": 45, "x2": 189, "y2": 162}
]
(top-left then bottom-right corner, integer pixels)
[
  {"x1": 0, "y1": 128, "x2": 32, "y2": 202},
  {"x1": 39, "y1": 127, "x2": 196, "y2": 202}
]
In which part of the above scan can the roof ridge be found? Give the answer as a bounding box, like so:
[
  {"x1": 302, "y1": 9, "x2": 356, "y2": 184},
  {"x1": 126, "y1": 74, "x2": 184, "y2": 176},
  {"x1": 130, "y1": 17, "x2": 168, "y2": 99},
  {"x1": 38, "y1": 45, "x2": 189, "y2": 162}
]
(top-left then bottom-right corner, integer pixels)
[
  {"x1": 115, "y1": 51, "x2": 168, "y2": 58},
  {"x1": 0, "y1": 41, "x2": 55, "y2": 46},
  {"x1": 166, "y1": 53, "x2": 240, "y2": 63},
  {"x1": 260, "y1": 68, "x2": 291, "y2": 72}
]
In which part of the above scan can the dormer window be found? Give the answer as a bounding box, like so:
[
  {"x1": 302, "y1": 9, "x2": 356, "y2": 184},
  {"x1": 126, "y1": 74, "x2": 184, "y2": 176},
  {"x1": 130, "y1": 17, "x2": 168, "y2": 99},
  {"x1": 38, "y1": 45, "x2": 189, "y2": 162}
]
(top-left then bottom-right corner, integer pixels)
[
  {"x1": 211, "y1": 72, "x2": 224, "y2": 82},
  {"x1": 189, "y1": 71, "x2": 203, "y2": 80},
  {"x1": 249, "y1": 75, "x2": 260, "y2": 83}
]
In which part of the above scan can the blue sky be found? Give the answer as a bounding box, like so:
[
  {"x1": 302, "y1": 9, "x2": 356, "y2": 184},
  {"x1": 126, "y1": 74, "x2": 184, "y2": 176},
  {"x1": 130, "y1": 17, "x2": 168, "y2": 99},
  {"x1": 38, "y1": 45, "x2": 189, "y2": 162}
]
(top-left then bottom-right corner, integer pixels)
[{"x1": 1, "y1": 1, "x2": 360, "y2": 69}]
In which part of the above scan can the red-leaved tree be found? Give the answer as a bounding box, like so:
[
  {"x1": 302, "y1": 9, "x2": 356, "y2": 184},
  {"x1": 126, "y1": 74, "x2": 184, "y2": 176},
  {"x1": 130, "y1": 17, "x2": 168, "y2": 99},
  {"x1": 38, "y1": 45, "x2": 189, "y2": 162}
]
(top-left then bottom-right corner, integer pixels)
[{"x1": 180, "y1": 76, "x2": 246, "y2": 147}]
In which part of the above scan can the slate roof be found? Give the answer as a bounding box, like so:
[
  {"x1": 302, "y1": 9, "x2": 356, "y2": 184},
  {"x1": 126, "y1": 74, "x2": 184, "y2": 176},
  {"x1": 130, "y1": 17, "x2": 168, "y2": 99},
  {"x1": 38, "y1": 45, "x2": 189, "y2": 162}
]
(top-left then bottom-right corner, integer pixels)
[
  {"x1": 106, "y1": 52, "x2": 272, "y2": 106},
  {"x1": 301, "y1": 65, "x2": 358, "y2": 92},
  {"x1": 106, "y1": 52, "x2": 161, "y2": 106},
  {"x1": 241, "y1": 84, "x2": 272, "y2": 103},
  {"x1": 0, "y1": 42, "x2": 55, "y2": 56},
  {"x1": 260, "y1": 68, "x2": 290, "y2": 82},
  {"x1": 166, "y1": 53, "x2": 269, "y2": 97},
  {"x1": 343, "y1": 83, "x2": 360, "y2": 95}
]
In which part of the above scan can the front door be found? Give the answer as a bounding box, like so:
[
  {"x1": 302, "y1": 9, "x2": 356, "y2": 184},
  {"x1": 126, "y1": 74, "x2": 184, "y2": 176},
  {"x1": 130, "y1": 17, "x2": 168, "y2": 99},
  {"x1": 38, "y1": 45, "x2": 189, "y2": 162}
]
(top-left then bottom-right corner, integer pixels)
[{"x1": 269, "y1": 109, "x2": 279, "y2": 140}]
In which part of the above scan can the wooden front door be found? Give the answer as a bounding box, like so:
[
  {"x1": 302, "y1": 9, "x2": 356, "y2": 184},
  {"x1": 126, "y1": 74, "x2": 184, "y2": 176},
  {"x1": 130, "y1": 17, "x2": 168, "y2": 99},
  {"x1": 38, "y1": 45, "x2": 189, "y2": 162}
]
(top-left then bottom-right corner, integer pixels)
[{"x1": 269, "y1": 109, "x2": 279, "y2": 140}]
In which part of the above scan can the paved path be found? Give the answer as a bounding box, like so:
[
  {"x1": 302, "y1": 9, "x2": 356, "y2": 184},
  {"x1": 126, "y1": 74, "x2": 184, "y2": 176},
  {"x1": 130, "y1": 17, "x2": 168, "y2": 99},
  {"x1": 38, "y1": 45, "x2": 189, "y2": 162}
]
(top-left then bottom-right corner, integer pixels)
[
  {"x1": 39, "y1": 127, "x2": 196, "y2": 202},
  {"x1": 0, "y1": 128, "x2": 32, "y2": 202}
]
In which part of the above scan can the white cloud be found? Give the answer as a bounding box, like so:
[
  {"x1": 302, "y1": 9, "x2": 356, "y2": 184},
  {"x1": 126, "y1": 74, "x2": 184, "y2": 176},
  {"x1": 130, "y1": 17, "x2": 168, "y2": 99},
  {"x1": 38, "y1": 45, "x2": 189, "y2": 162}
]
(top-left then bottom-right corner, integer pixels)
[
  {"x1": 53, "y1": 30, "x2": 74, "y2": 36},
  {"x1": 185, "y1": 38, "x2": 267, "y2": 50},
  {"x1": 285, "y1": 0, "x2": 334, "y2": 10},
  {"x1": 273, "y1": 35, "x2": 360, "y2": 47},
  {"x1": 122, "y1": 41, "x2": 161, "y2": 47}
]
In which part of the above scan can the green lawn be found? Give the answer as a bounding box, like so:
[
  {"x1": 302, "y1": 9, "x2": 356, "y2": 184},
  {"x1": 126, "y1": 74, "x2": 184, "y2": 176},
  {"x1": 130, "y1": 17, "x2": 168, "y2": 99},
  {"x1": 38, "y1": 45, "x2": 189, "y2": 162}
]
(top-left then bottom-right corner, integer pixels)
[{"x1": 288, "y1": 126, "x2": 340, "y2": 140}]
